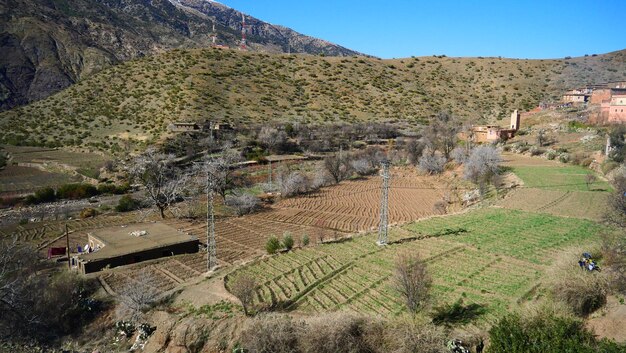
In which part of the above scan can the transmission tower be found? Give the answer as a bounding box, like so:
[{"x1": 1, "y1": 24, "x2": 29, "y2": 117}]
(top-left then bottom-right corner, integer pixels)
[
  {"x1": 377, "y1": 159, "x2": 390, "y2": 246},
  {"x1": 206, "y1": 167, "x2": 217, "y2": 271}
]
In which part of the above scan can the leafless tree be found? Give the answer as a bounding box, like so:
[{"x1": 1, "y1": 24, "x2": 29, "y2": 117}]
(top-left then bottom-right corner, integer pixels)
[
  {"x1": 463, "y1": 146, "x2": 502, "y2": 196},
  {"x1": 0, "y1": 238, "x2": 41, "y2": 335},
  {"x1": 258, "y1": 126, "x2": 287, "y2": 154},
  {"x1": 324, "y1": 154, "x2": 351, "y2": 184},
  {"x1": 405, "y1": 138, "x2": 425, "y2": 165},
  {"x1": 451, "y1": 146, "x2": 468, "y2": 165},
  {"x1": 605, "y1": 175, "x2": 626, "y2": 229},
  {"x1": 129, "y1": 149, "x2": 188, "y2": 218},
  {"x1": 116, "y1": 269, "x2": 160, "y2": 322},
  {"x1": 418, "y1": 148, "x2": 446, "y2": 175},
  {"x1": 536, "y1": 128, "x2": 547, "y2": 147},
  {"x1": 423, "y1": 111, "x2": 460, "y2": 159},
  {"x1": 585, "y1": 174, "x2": 597, "y2": 190},
  {"x1": 194, "y1": 149, "x2": 243, "y2": 200},
  {"x1": 229, "y1": 273, "x2": 258, "y2": 316},
  {"x1": 279, "y1": 171, "x2": 311, "y2": 197},
  {"x1": 394, "y1": 252, "x2": 431, "y2": 314},
  {"x1": 225, "y1": 194, "x2": 261, "y2": 216},
  {"x1": 350, "y1": 158, "x2": 373, "y2": 176}
]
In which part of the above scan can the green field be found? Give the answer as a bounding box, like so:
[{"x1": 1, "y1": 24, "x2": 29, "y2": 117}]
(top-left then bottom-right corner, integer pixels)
[
  {"x1": 227, "y1": 208, "x2": 603, "y2": 324},
  {"x1": 511, "y1": 165, "x2": 611, "y2": 192}
]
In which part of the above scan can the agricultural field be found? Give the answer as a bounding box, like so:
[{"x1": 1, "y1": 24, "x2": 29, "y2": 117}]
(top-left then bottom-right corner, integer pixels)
[
  {"x1": 496, "y1": 188, "x2": 608, "y2": 221},
  {"x1": 227, "y1": 208, "x2": 603, "y2": 324},
  {"x1": 510, "y1": 165, "x2": 610, "y2": 192},
  {"x1": 0, "y1": 165, "x2": 81, "y2": 196},
  {"x1": 266, "y1": 172, "x2": 453, "y2": 233}
]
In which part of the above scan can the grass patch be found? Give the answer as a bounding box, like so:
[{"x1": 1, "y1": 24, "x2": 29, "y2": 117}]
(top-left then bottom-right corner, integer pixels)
[{"x1": 511, "y1": 165, "x2": 611, "y2": 192}]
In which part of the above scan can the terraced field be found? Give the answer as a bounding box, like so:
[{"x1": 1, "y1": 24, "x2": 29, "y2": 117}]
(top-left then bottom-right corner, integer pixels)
[
  {"x1": 509, "y1": 164, "x2": 610, "y2": 192},
  {"x1": 227, "y1": 208, "x2": 602, "y2": 323}
]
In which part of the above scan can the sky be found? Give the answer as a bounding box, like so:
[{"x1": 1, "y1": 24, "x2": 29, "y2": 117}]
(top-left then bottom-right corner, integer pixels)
[{"x1": 218, "y1": 0, "x2": 625, "y2": 59}]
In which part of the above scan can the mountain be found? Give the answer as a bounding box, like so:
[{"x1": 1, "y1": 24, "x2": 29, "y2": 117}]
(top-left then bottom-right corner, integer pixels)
[
  {"x1": 0, "y1": 0, "x2": 360, "y2": 111},
  {"x1": 1, "y1": 48, "x2": 624, "y2": 152}
]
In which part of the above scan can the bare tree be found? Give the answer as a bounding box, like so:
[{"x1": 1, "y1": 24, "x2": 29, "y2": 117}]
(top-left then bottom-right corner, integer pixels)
[
  {"x1": 324, "y1": 154, "x2": 351, "y2": 184},
  {"x1": 350, "y1": 158, "x2": 373, "y2": 176},
  {"x1": 418, "y1": 148, "x2": 446, "y2": 175},
  {"x1": 536, "y1": 128, "x2": 547, "y2": 147},
  {"x1": 605, "y1": 174, "x2": 626, "y2": 228},
  {"x1": 279, "y1": 171, "x2": 311, "y2": 197},
  {"x1": 405, "y1": 138, "x2": 425, "y2": 165},
  {"x1": 394, "y1": 252, "x2": 431, "y2": 313},
  {"x1": 116, "y1": 269, "x2": 160, "y2": 322},
  {"x1": 258, "y1": 126, "x2": 287, "y2": 154},
  {"x1": 129, "y1": 149, "x2": 188, "y2": 218},
  {"x1": 451, "y1": 146, "x2": 468, "y2": 165},
  {"x1": 585, "y1": 174, "x2": 597, "y2": 190},
  {"x1": 229, "y1": 273, "x2": 258, "y2": 316},
  {"x1": 225, "y1": 194, "x2": 261, "y2": 216},
  {"x1": 194, "y1": 149, "x2": 243, "y2": 200},
  {"x1": 423, "y1": 111, "x2": 459, "y2": 159},
  {"x1": 463, "y1": 146, "x2": 502, "y2": 197}
]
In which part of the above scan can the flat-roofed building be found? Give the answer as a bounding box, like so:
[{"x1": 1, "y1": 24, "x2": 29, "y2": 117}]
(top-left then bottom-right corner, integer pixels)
[{"x1": 76, "y1": 223, "x2": 198, "y2": 274}]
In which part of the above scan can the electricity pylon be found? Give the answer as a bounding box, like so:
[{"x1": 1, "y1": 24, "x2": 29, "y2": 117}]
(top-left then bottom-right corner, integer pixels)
[{"x1": 377, "y1": 159, "x2": 390, "y2": 246}]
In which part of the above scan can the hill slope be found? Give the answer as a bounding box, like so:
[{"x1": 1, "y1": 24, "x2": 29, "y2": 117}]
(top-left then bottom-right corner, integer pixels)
[
  {"x1": 1, "y1": 49, "x2": 625, "y2": 152},
  {"x1": 0, "y1": 0, "x2": 359, "y2": 111}
]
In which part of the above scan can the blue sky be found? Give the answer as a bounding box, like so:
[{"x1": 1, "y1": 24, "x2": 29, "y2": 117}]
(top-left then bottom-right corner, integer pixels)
[{"x1": 218, "y1": 0, "x2": 625, "y2": 59}]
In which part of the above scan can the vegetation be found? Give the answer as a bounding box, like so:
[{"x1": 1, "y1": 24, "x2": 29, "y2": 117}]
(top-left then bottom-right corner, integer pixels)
[
  {"x1": 394, "y1": 252, "x2": 431, "y2": 313},
  {"x1": 511, "y1": 165, "x2": 610, "y2": 192},
  {"x1": 4, "y1": 49, "x2": 625, "y2": 152},
  {"x1": 265, "y1": 236, "x2": 282, "y2": 254}
]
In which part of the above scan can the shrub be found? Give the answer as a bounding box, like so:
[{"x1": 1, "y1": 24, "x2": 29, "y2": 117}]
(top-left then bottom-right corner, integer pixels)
[
  {"x1": 602, "y1": 161, "x2": 620, "y2": 175},
  {"x1": 450, "y1": 147, "x2": 468, "y2": 164},
  {"x1": 300, "y1": 313, "x2": 382, "y2": 353},
  {"x1": 265, "y1": 236, "x2": 282, "y2": 254},
  {"x1": 228, "y1": 273, "x2": 258, "y2": 316},
  {"x1": 559, "y1": 153, "x2": 570, "y2": 163},
  {"x1": 487, "y1": 308, "x2": 620, "y2": 353},
  {"x1": 240, "y1": 314, "x2": 300, "y2": 353},
  {"x1": 546, "y1": 150, "x2": 557, "y2": 160},
  {"x1": 302, "y1": 234, "x2": 310, "y2": 246},
  {"x1": 57, "y1": 183, "x2": 98, "y2": 199},
  {"x1": 282, "y1": 233, "x2": 294, "y2": 251},
  {"x1": 80, "y1": 208, "x2": 97, "y2": 219},
  {"x1": 394, "y1": 252, "x2": 431, "y2": 313},
  {"x1": 116, "y1": 195, "x2": 140, "y2": 212},
  {"x1": 26, "y1": 187, "x2": 56, "y2": 204}
]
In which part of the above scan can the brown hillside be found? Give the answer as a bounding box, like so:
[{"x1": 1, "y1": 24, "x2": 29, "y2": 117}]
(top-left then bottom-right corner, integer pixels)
[{"x1": 0, "y1": 48, "x2": 624, "y2": 152}]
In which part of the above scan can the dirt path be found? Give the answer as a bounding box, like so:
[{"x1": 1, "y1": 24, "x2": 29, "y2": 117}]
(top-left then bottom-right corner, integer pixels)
[{"x1": 173, "y1": 268, "x2": 240, "y2": 308}]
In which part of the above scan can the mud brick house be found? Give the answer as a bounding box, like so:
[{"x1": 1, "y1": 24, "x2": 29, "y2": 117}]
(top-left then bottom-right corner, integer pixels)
[
  {"x1": 470, "y1": 110, "x2": 520, "y2": 143},
  {"x1": 75, "y1": 223, "x2": 198, "y2": 274}
]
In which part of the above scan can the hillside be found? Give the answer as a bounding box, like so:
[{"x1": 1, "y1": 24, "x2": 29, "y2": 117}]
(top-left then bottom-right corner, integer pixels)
[
  {"x1": 1, "y1": 49, "x2": 625, "y2": 152},
  {"x1": 0, "y1": 0, "x2": 359, "y2": 111}
]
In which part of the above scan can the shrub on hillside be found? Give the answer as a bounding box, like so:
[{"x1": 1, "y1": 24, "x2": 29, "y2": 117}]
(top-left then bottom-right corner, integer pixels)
[
  {"x1": 80, "y1": 208, "x2": 97, "y2": 219},
  {"x1": 602, "y1": 161, "x2": 620, "y2": 175},
  {"x1": 26, "y1": 187, "x2": 56, "y2": 204},
  {"x1": 450, "y1": 147, "x2": 468, "y2": 164}
]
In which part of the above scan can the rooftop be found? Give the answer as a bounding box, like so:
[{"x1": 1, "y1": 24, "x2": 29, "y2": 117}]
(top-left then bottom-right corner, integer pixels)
[{"x1": 79, "y1": 222, "x2": 197, "y2": 261}]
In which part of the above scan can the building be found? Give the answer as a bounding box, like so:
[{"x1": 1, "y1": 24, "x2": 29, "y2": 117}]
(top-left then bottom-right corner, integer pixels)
[
  {"x1": 75, "y1": 223, "x2": 199, "y2": 274},
  {"x1": 607, "y1": 94, "x2": 626, "y2": 123},
  {"x1": 470, "y1": 110, "x2": 520, "y2": 143},
  {"x1": 168, "y1": 122, "x2": 201, "y2": 132}
]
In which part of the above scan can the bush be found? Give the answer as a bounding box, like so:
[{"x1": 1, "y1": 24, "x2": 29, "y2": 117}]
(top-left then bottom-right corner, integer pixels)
[
  {"x1": 302, "y1": 234, "x2": 310, "y2": 247},
  {"x1": 450, "y1": 147, "x2": 468, "y2": 165},
  {"x1": 26, "y1": 187, "x2": 57, "y2": 204},
  {"x1": 282, "y1": 233, "x2": 294, "y2": 251},
  {"x1": 116, "y1": 195, "x2": 140, "y2": 212},
  {"x1": 265, "y1": 236, "x2": 282, "y2": 254},
  {"x1": 559, "y1": 153, "x2": 570, "y2": 163},
  {"x1": 57, "y1": 183, "x2": 98, "y2": 199},
  {"x1": 602, "y1": 161, "x2": 620, "y2": 175},
  {"x1": 300, "y1": 313, "x2": 382, "y2": 353},
  {"x1": 80, "y1": 208, "x2": 97, "y2": 219},
  {"x1": 240, "y1": 314, "x2": 300, "y2": 353},
  {"x1": 488, "y1": 308, "x2": 621, "y2": 353},
  {"x1": 546, "y1": 150, "x2": 557, "y2": 160},
  {"x1": 97, "y1": 182, "x2": 130, "y2": 195}
]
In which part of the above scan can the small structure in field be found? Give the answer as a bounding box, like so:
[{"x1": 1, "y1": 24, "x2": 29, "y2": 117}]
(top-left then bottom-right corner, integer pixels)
[
  {"x1": 75, "y1": 223, "x2": 198, "y2": 274},
  {"x1": 470, "y1": 110, "x2": 520, "y2": 143}
]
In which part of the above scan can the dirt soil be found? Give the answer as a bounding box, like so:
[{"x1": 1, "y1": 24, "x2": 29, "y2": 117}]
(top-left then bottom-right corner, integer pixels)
[{"x1": 587, "y1": 296, "x2": 626, "y2": 343}]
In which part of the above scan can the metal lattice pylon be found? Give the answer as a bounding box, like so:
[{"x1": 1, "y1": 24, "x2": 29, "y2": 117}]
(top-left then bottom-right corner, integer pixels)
[
  {"x1": 207, "y1": 174, "x2": 217, "y2": 271},
  {"x1": 377, "y1": 160, "x2": 390, "y2": 246}
]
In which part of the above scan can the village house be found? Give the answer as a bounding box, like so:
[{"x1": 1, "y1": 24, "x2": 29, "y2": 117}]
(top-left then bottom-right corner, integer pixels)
[{"x1": 470, "y1": 110, "x2": 520, "y2": 143}]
